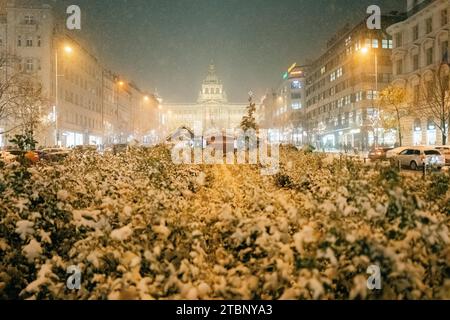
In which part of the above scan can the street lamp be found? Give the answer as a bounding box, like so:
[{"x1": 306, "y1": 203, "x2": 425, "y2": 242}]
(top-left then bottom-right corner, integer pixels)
[{"x1": 55, "y1": 43, "x2": 73, "y2": 146}]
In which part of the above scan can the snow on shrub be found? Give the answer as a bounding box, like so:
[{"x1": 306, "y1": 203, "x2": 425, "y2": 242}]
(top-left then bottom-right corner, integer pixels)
[{"x1": 0, "y1": 145, "x2": 448, "y2": 300}]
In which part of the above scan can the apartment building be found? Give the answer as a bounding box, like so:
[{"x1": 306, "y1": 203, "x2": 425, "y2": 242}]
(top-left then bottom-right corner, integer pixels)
[
  {"x1": 0, "y1": 0, "x2": 157, "y2": 148},
  {"x1": 304, "y1": 15, "x2": 404, "y2": 151},
  {"x1": 261, "y1": 63, "x2": 308, "y2": 145},
  {"x1": 387, "y1": 0, "x2": 449, "y2": 146}
]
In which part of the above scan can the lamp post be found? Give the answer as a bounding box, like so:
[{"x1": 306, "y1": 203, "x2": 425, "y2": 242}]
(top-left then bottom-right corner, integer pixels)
[{"x1": 54, "y1": 44, "x2": 73, "y2": 146}]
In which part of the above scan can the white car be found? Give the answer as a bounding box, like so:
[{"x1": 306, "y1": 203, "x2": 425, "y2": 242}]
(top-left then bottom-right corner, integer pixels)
[
  {"x1": 386, "y1": 147, "x2": 408, "y2": 159},
  {"x1": 435, "y1": 146, "x2": 450, "y2": 165},
  {"x1": 392, "y1": 146, "x2": 445, "y2": 170}
]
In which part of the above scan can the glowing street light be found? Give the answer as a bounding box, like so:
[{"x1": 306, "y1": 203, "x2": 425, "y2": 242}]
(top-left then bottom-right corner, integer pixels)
[
  {"x1": 360, "y1": 46, "x2": 369, "y2": 55},
  {"x1": 64, "y1": 45, "x2": 73, "y2": 54}
]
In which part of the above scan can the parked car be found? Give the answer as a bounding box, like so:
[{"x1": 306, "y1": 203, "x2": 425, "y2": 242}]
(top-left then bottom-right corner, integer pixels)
[
  {"x1": 386, "y1": 146, "x2": 408, "y2": 159},
  {"x1": 112, "y1": 144, "x2": 129, "y2": 155},
  {"x1": 368, "y1": 147, "x2": 393, "y2": 161},
  {"x1": 5, "y1": 149, "x2": 40, "y2": 164},
  {"x1": 74, "y1": 145, "x2": 98, "y2": 153},
  {"x1": 392, "y1": 147, "x2": 445, "y2": 170},
  {"x1": 38, "y1": 148, "x2": 71, "y2": 162},
  {"x1": 435, "y1": 146, "x2": 450, "y2": 165}
]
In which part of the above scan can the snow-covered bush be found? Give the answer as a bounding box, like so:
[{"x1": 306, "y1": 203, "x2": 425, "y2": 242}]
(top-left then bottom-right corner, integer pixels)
[{"x1": 0, "y1": 145, "x2": 448, "y2": 300}]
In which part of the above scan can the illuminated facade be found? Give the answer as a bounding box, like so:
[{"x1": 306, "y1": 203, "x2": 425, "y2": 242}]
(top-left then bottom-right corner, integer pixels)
[
  {"x1": 261, "y1": 64, "x2": 308, "y2": 145},
  {"x1": 387, "y1": 0, "x2": 449, "y2": 146},
  {"x1": 162, "y1": 64, "x2": 247, "y2": 133},
  {"x1": 304, "y1": 15, "x2": 403, "y2": 151}
]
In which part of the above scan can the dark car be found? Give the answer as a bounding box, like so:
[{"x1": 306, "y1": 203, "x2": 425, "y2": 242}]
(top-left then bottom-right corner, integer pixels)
[
  {"x1": 368, "y1": 147, "x2": 393, "y2": 161},
  {"x1": 112, "y1": 144, "x2": 129, "y2": 155},
  {"x1": 38, "y1": 148, "x2": 71, "y2": 162},
  {"x1": 74, "y1": 145, "x2": 98, "y2": 153}
]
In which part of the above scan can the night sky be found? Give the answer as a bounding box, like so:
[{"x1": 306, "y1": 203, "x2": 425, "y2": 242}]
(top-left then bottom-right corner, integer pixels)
[{"x1": 48, "y1": 0, "x2": 404, "y2": 102}]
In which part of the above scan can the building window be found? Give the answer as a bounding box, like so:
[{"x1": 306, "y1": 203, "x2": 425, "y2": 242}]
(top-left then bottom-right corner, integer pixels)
[
  {"x1": 291, "y1": 102, "x2": 301, "y2": 110},
  {"x1": 291, "y1": 80, "x2": 301, "y2": 89},
  {"x1": 26, "y1": 37, "x2": 33, "y2": 47},
  {"x1": 367, "y1": 90, "x2": 378, "y2": 100},
  {"x1": 426, "y1": 47, "x2": 433, "y2": 65},
  {"x1": 413, "y1": 54, "x2": 419, "y2": 71},
  {"x1": 355, "y1": 91, "x2": 363, "y2": 102},
  {"x1": 442, "y1": 41, "x2": 448, "y2": 60},
  {"x1": 395, "y1": 33, "x2": 403, "y2": 47},
  {"x1": 396, "y1": 59, "x2": 403, "y2": 75},
  {"x1": 37, "y1": 36, "x2": 41, "y2": 47},
  {"x1": 426, "y1": 18, "x2": 433, "y2": 34},
  {"x1": 365, "y1": 38, "x2": 371, "y2": 48},
  {"x1": 382, "y1": 39, "x2": 393, "y2": 49},
  {"x1": 330, "y1": 72, "x2": 336, "y2": 82},
  {"x1": 25, "y1": 58, "x2": 33, "y2": 72},
  {"x1": 372, "y1": 39, "x2": 379, "y2": 48},
  {"x1": 441, "y1": 9, "x2": 448, "y2": 27},
  {"x1": 320, "y1": 66, "x2": 326, "y2": 75},
  {"x1": 344, "y1": 95, "x2": 351, "y2": 105},
  {"x1": 413, "y1": 25, "x2": 419, "y2": 41},
  {"x1": 24, "y1": 15, "x2": 35, "y2": 25},
  {"x1": 336, "y1": 67, "x2": 343, "y2": 78},
  {"x1": 17, "y1": 35, "x2": 22, "y2": 47},
  {"x1": 0, "y1": 38, "x2": 2, "y2": 46}
]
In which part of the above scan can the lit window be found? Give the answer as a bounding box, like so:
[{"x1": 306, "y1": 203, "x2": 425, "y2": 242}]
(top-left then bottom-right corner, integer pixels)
[
  {"x1": 291, "y1": 102, "x2": 302, "y2": 110},
  {"x1": 372, "y1": 39, "x2": 379, "y2": 48},
  {"x1": 345, "y1": 36, "x2": 352, "y2": 47},
  {"x1": 367, "y1": 90, "x2": 378, "y2": 100},
  {"x1": 291, "y1": 80, "x2": 301, "y2": 89},
  {"x1": 345, "y1": 95, "x2": 351, "y2": 105},
  {"x1": 355, "y1": 91, "x2": 363, "y2": 102},
  {"x1": 321, "y1": 66, "x2": 326, "y2": 75},
  {"x1": 365, "y1": 38, "x2": 371, "y2": 48},
  {"x1": 330, "y1": 72, "x2": 336, "y2": 82}
]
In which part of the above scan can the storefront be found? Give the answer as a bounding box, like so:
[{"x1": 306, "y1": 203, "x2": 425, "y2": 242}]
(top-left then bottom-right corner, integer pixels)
[
  {"x1": 89, "y1": 135, "x2": 103, "y2": 146},
  {"x1": 426, "y1": 118, "x2": 436, "y2": 146},
  {"x1": 62, "y1": 131, "x2": 84, "y2": 148},
  {"x1": 413, "y1": 119, "x2": 422, "y2": 146}
]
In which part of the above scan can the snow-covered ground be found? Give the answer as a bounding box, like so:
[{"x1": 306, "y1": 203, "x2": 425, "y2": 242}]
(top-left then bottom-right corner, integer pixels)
[{"x1": 0, "y1": 145, "x2": 449, "y2": 299}]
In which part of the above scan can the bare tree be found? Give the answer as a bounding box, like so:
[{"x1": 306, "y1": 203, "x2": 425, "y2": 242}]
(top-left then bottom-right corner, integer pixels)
[
  {"x1": 378, "y1": 85, "x2": 409, "y2": 147},
  {"x1": 419, "y1": 64, "x2": 450, "y2": 145},
  {"x1": 0, "y1": 54, "x2": 46, "y2": 138}
]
